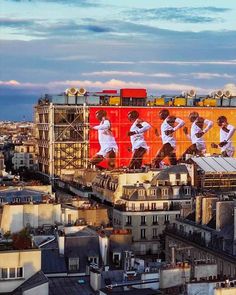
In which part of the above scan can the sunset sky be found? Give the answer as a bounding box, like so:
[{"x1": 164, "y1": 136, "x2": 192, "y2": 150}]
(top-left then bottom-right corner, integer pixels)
[{"x1": 0, "y1": 0, "x2": 236, "y2": 120}]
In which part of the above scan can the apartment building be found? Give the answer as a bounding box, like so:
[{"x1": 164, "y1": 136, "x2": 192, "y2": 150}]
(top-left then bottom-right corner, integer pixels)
[
  {"x1": 0, "y1": 248, "x2": 48, "y2": 294},
  {"x1": 165, "y1": 195, "x2": 236, "y2": 278},
  {"x1": 113, "y1": 165, "x2": 193, "y2": 255}
]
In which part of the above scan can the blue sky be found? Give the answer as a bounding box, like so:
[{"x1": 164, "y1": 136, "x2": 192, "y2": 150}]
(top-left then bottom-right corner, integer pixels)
[{"x1": 0, "y1": 0, "x2": 236, "y2": 120}]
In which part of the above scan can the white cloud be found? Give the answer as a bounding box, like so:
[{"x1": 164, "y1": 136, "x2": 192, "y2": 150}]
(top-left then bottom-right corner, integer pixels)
[
  {"x1": 82, "y1": 71, "x2": 144, "y2": 77},
  {"x1": 42, "y1": 79, "x2": 210, "y2": 93},
  {"x1": 100, "y1": 60, "x2": 236, "y2": 66},
  {"x1": 0, "y1": 80, "x2": 21, "y2": 86},
  {"x1": 183, "y1": 72, "x2": 234, "y2": 79},
  {"x1": 2, "y1": 78, "x2": 225, "y2": 94},
  {"x1": 99, "y1": 61, "x2": 135, "y2": 64},
  {"x1": 82, "y1": 71, "x2": 173, "y2": 78}
]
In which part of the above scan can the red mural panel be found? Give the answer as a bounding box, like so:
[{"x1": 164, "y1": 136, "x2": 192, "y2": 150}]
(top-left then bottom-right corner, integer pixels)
[{"x1": 89, "y1": 107, "x2": 236, "y2": 169}]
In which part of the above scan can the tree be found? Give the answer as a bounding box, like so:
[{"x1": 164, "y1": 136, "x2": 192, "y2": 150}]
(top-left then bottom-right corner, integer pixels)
[{"x1": 12, "y1": 228, "x2": 32, "y2": 250}]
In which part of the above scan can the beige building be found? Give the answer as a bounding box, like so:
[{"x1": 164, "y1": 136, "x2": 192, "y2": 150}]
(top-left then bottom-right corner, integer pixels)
[
  {"x1": 61, "y1": 203, "x2": 109, "y2": 227},
  {"x1": 12, "y1": 142, "x2": 37, "y2": 171},
  {"x1": 0, "y1": 203, "x2": 61, "y2": 233},
  {"x1": 92, "y1": 169, "x2": 160, "y2": 204},
  {"x1": 113, "y1": 165, "x2": 193, "y2": 255},
  {"x1": 0, "y1": 248, "x2": 48, "y2": 294}
]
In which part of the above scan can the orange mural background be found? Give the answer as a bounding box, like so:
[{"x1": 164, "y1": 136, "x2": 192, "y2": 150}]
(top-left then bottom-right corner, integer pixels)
[{"x1": 89, "y1": 107, "x2": 236, "y2": 168}]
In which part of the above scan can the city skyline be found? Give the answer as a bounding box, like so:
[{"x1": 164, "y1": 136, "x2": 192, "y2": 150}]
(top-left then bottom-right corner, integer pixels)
[{"x1": 0, "y1": 0, "x2": 236, "y2": 120}]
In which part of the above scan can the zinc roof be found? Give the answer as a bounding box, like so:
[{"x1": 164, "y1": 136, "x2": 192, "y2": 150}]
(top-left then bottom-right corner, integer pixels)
[{"x1": 192, "y1": 157, "x2": 236, "y2": 173}]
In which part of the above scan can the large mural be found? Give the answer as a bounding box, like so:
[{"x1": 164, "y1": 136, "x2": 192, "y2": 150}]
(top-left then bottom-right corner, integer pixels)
[{"x1": 89, "y1": 107, "x2": 236, "y2": 169}]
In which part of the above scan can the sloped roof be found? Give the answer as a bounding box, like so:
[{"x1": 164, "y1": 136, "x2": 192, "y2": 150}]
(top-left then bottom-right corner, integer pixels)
[
  {"x1": 65, "y1": 235, "x2": 100, "y2": 272},
  {"x1": 0, "y1": 188, "x2": 42, "y2": 198},
  {"x1": 13, "y1": 271, "x2": 48, "y2": 294},
  {"x1": 151, "y1": 165, "x2": 189, "y2": 183},
  {"x1": 191, "y1": 157, "x2": 236, "y2": 173}
]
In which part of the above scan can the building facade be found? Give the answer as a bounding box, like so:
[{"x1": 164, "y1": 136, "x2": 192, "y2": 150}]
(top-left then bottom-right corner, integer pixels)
[{"x1": 35, "y1": 97, "x2": 89, "y2": 179}]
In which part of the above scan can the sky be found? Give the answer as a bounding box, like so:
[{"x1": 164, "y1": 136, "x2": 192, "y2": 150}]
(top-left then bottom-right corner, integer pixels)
[{"x1": 0, "y1": 0, "x2": 236, "y2": 120}]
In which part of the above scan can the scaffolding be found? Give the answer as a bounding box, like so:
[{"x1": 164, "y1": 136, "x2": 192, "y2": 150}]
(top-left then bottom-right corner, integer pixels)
[{"x1": 35, "y1": 101, "x2": 89, "y2": 180}]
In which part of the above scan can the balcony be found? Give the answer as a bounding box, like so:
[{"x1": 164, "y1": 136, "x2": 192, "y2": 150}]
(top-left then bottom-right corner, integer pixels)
[{"x1": 114, "y1": 204, "x2": 180, "y2": 212}]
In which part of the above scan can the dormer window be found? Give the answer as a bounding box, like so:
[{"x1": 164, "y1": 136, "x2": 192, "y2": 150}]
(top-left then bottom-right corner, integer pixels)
[
  {"x1": 184, "y1": 187, "x2": 191, "y2": 195},
  {"x1": 180, "y1": 173, "x2": 187, "y2": 184},
  {"x1": 13, "y1": 197, "x2": 21, "y2": 203},
  {"x1": 138, "y1": 189, "x2": 145, "y2": 197},
  {"x1": 151, "y1": 189, "x2": 156, "y2": 196},
  {"x1": 169, "y1": 173, "x2": 176, "y2": 184},
  {"x1": 162, "y1": 188, "x2": 169, "y2": 197},
  {"x1": 69, "y1": 258, "x2": 80, "y2": 271},
  {"x1": 88, "y1": 256, "x2": 98, "y2": 266}
]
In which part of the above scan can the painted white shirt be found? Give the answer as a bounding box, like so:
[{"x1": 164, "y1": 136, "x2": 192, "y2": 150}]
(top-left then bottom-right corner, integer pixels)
[
  {"x1": 220, "y1": 124, "x2": 235, "y2": 155},
  {"x1": 161, "y1": 117, "x2": 184, "y2": 147},
  {"x1": 93, "y1": 119, "x2": 118, "y2": 156},
  {"x1": 130, "y1": 119, "x2": 151, "y2": 152},
  {"x1": 190, "y1": 119, "x2": 213, "y2": 151}
]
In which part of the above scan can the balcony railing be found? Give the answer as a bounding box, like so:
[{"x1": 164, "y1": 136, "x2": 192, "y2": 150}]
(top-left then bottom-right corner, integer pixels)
[{"x1": 114, "y1": 204, "x2": 180, "y2": 212}]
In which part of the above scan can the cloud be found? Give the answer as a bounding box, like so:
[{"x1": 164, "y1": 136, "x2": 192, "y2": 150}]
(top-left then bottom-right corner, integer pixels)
[
  {"x1": 0, "y1": 80, "x2": 21, "y2": 86},
  {"x1": 0, "y1": 79, "x2": 210, "y2": 94},
  {"x1": 82, "y1": 71, "x2": 173, "y2": 78},
  {"x1": 5, "y1": 0, "x2": 100, "y2": 7},
  {"x1": 189, "y1": 72, "x2": 234, "y2": 79},
  {"x1": 0, "y1": 18, "x2": 37, "y2": 27},
  {"x1": 100, "y1": 60, "x2": 236, "y2": 66},
  {"x1": 126, "y1": 6, "x2": 231, "y2": 24},
  {"x1": 0, "y1": 17, "x2": 113, "y2": 39}
]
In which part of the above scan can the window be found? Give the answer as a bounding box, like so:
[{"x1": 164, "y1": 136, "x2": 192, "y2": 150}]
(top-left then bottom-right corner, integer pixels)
[
  {"x1": 9, "y1": 268, "x2": 15, "y2": 278},
  {"x1": 184, "y1": 187, "x2": 190, "y2": 195},
  {"x1": 164, "y1": 215, "x2": 170, "y2": 223},
  {"x1": 68, "y1": 214, "x2": 72, "y2": 224},
  {"x1": 163, "y1": 202, "x2": 169, "y2": 210},
  {"x1": 141, "y1": 229, "x2": 146, "y2": 239},
  {"x1": 151, "y1": 203, "x2": 156, "y2": 210},
  {"x1": 152, "y1": 215, "x2": 158, "y2": 225},
  {"x1": 162, "y1": 188, "x2": 169, "y2": 197},
  {"x1": 141, "y1": 216, "x2": 146, "y2": 225},
  {"x1": 0, "y1": 267, "x2": 23, "y2": 280},
  {"x1": 151, "y1": 189, "x2": 156, "y2": 196},
  {"x1": 17, "y1": 267, "x2": 23, "y2": 278},
  {"x1": 140, "y1": 203, "x2": 144, "y2": 211},
  {"x1": 138, "y1": 189, "x2": 145, "y2": 197},
  {"x1": 126, "y1": 216, "x2": 132, "y2": 225},
  {"x1": 131, "y1": 203, "x2": 135, "y2": 211},
  {"x1": 13, "y1": 197, "x2": 21, "y2": 203},
  {"x1": 1, "y1": 268, "x2": 8, "y2": 279},
  {"x1": 69, "y1": 258, "x2": 80, "y2": 271},
  {"x1": 113, "y1": 253, "x2": 121, "y2": 266},
  {"x1": 88, "y1": 256, "x2": 98, "y2": 265},
  {"x1": 153, "y1": 228, "x2": 158, "y2": 239}
]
